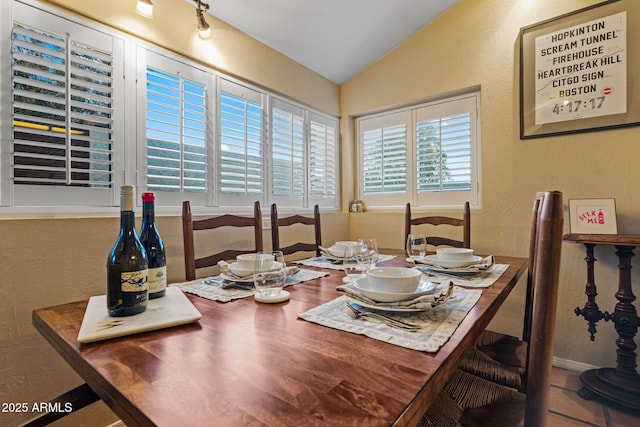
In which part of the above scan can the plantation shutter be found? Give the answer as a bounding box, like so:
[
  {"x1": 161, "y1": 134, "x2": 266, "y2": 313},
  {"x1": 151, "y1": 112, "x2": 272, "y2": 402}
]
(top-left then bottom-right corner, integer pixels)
[
  {"x1": 308, "y1": 112, "x2": 338, "y2": 208},
  {"x1": 270, "y1": 99, "x2": 304, "y2": 206},
  {"x1": 145, "y1": 70, "x2": 207, "y2": 188},
  {"x1": 359, "y1": 111, "x2": 409, "y2": 205},
  {"x1": 357, "y1": 94, "x2": 479, "y2": 208},
  {"x1": 10, "y1": 4, "x2": 121, "y2": 206},
  {"x1": 218, "y1": 79, "x2": 264, "y2": 206},
  {"x1": 415, "y1": 95, "x2": 478, "y2": 206}
]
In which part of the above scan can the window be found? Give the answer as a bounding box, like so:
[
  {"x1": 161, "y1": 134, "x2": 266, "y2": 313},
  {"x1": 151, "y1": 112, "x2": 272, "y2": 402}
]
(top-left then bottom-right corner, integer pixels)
[
  {"x1": 217, "y1": 79, "x2": 265, "y2": 207},
  {"x1": 269, "y1": 99, "x2": 338, "y2": 209},
  {"x1": 357, "y1": 92, "x2": 480, "y2": 209},
  {"x1": 2, "y1": 1, "x2": 338, "y2": 213},
  {"x1": 308, "y1": 112, "x2": 338, "y2": 207},
  {"x1": 8, "y1": 1, "x2": 124, "y2": 207},
  {"x1": 271, "y1": 99, "x2": 304, "y2": 205},
  {"x1": 137, "y1": 49, "x2": 209, "y2": 207}
]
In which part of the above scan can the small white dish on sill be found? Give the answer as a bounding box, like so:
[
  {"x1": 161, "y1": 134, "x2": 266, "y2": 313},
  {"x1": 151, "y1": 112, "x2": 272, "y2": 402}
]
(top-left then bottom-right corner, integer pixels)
[
  {"x1": 423, "y1": 255, "x2": 483, "y2": 269},
  {"x1": 353, "y1": 276, "x2": 435, "y2": 303}
]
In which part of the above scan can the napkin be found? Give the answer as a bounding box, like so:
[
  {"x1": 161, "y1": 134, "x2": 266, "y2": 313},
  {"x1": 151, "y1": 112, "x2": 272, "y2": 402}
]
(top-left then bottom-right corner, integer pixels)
[
  {"x1": 337, "y1": 281, "x2": 454, "y2": 310},
  {"x1": 417, "y1": 255, "x2": 495, "y2": 271},
  {"x1": 217, "y1": 260, "x2": 300, "y2": 281}
]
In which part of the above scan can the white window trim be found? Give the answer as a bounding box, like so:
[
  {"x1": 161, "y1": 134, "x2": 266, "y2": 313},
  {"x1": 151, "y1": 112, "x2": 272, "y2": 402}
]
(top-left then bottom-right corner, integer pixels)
[{"x1": 356, "y1": 91, "x2": 481, "y2": 211}]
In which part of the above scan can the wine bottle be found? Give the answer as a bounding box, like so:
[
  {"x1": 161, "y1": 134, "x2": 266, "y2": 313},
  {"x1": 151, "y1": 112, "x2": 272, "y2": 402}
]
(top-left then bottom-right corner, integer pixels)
[
  {"x1": 107, "y1": 185, "x2": 149, "y2": 316},
  {"x1": 139, "y1": 192, "x2": 167, "y2": 299}
]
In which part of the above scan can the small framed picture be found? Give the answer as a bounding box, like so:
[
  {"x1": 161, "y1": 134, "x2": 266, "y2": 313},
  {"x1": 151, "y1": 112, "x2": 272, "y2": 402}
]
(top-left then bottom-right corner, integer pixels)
[{"x1": 568, "y1": 198, "x2": 618, "y2": 234}]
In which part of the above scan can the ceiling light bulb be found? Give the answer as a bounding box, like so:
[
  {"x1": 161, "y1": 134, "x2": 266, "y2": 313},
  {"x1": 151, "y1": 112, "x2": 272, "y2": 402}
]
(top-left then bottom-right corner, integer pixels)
[
  {"x1": 197, "y1": 11, "x2": 211, "y2": 39},
  {"x1": 136, "y1": 0, "x2": 154, "y2": 19}
]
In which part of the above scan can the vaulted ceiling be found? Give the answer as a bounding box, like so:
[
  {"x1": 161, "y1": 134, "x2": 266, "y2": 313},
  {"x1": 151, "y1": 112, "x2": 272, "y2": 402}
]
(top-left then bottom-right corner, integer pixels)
[{"x1": 201, "y1": 0, "x2": 459, "y2": 84}]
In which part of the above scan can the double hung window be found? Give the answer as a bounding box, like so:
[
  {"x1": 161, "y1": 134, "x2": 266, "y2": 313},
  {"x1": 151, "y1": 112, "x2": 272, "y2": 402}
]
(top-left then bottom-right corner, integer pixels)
[{"x1": 357, "y1": 92, "x2": 480, "y2": 209}]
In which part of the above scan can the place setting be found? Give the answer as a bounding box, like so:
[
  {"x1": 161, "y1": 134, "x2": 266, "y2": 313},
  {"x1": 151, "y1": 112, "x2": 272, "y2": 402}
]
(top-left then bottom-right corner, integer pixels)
[
  {"x1": 406, "y1": 235, "x2": 509, "y2": 288},
  {"x1": 299, "y1": 263, "x2": 483, "y2": 352},
  {"x1": 294, "y1": 238, "x2": 395, "y2": 270},
  {"x1": 177, "y1": 251, "x2": 328, "y2": 303}
]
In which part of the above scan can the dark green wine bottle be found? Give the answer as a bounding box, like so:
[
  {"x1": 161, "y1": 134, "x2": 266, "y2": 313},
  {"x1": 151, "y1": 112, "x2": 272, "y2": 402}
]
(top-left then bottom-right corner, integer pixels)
[
  {"x1": 139, "y1": 192, "x2": 166, "y2": 299},
  {"x1": 107, "y1": 185, "x2": 149, "y2": 316}
]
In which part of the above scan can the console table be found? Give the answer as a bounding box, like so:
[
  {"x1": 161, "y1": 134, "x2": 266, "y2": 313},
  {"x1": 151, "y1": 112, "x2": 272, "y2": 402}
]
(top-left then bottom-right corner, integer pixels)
[{"x1": 563, "y1": 233, "x2": 640, "y2": 411}]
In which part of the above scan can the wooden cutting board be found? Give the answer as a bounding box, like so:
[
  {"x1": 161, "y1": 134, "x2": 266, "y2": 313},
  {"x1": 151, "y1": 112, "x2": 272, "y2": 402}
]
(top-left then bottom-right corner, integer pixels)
[{"x1": 77, "y1": 287, "x2": 202, "y2": 343}]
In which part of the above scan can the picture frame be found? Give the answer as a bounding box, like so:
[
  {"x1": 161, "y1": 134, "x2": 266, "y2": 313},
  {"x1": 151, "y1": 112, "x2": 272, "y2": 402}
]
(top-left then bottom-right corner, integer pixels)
[
  {"x1": 568, "y1": 198, "x2": 618, "y2": 234},
  {"x1": 520, "y1": 0, "x2": 640, "y2": 139}
]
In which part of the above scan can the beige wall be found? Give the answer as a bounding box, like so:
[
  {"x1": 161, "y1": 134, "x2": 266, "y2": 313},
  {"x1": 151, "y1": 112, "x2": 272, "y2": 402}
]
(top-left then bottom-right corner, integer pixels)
[
  {"x1": 0, "y1": 1, "x2": 344, "y2": 425},
  {"x1": 342, "y1": 0, "x2": 639, "y2": 370}
]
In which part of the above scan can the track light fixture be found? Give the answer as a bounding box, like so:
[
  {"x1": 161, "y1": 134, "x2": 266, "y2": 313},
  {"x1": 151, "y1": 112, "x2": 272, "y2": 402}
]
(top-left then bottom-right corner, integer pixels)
[
  {"x1": 136, "y1": 0, "x2": 154, "y2": 19},
  {"x1": 194, "y1": 0, "x2": 212, "y2": 39}
]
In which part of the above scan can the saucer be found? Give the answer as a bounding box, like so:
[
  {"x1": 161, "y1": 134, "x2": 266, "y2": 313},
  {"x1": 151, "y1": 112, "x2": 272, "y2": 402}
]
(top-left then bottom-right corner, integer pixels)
[
  {"x1": 352, "y1": 277, "x2": 435, "y2": 303},
  {"x1": 254, "y1": 290, "x2": 290, "y2": 303},
  {"x1": 422, "y1": 255, "x2": 483, "y2": 269}
]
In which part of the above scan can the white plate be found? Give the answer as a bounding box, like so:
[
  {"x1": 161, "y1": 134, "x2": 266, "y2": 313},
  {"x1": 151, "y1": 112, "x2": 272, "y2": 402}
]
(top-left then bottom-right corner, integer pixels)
[
  {"x1": 345, "y1": 296, "x2": 432, "y2": 313},
  {"x1": 228, "y1": 261, "x2": 283, "y2": 277},
  {"x1": 422, "y1": 254, "x2": 484, "y2": 269},
  {"x1": 352, "y1": 276, "x2": 435, "y2": 303},
  {"x1": 323, "y1": 247, "x2": 348, "y2": 258}
]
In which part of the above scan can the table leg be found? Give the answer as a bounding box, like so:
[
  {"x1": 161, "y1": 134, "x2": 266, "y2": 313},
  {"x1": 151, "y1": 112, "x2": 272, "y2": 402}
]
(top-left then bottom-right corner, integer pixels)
[
  {"x1": 579, "y1": 245, "x2": 640, "y2": 411},
  {"x1": 574, "y1": 243, "x2": 604, "y2": 341}
]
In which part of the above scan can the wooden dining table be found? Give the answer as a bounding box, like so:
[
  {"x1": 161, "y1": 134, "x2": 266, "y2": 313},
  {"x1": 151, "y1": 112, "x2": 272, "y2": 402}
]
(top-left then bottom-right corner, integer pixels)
[{"x1": 32, "y1": 251, "x2": 527, "y2": 427}]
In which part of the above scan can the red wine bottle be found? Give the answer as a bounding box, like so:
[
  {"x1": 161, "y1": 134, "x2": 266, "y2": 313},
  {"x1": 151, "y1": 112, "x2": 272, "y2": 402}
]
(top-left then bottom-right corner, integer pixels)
[
  {"x1": 107, "y1": 185, "x2": 149, "y2": 316},
  {"x1": 139, "y1": 192, "x2": 167, "y2": 299}
]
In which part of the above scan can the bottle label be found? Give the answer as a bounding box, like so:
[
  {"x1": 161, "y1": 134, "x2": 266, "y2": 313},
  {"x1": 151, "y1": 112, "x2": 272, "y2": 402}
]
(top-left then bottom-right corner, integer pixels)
[
  {"x1": 148, "y1": 266, "x2": 167, "y2": 294},
  {"x1": 121, "y1": 269, "x2": 149, "y2": 305}
]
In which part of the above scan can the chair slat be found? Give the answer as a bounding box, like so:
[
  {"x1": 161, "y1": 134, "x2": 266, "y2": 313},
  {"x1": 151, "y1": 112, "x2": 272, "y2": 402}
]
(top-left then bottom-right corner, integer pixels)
[
  {"x1": 182, "y1": 200, "x2": 263, "y2": 281},
  {"x1": 405, "y1": 202, "x2": 471, "y2": 249},
  {"x1": 271, "y1": 204, "x2": 322, "y2": 258}
]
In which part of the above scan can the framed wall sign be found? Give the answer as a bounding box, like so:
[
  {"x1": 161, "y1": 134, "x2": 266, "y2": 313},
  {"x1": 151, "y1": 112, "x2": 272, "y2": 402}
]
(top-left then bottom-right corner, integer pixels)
[
  {"x1": 520, "y1": 0, "x2": 640, "y2": 139},
  {"x1": 568, "y1": 198, "x2": 618, "y2": 234}
]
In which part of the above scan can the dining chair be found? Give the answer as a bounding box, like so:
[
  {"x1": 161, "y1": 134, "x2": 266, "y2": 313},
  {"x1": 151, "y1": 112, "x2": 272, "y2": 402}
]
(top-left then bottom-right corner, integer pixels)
[
  {"x1": 421, "y1": 190, "x2": 564, "y2": 427},
  {"x1": 404, "y1": 202, "x2": 471, "y2": 250},
  {"x1": 455, "y1": 197, "x2": 542, "y2": 392},
  {"x1": 182, "y1": 200, "x2": 264, "y2": 281},
  {"x1": 270, "y1": 204, "x2": 322, "y2": 258}
]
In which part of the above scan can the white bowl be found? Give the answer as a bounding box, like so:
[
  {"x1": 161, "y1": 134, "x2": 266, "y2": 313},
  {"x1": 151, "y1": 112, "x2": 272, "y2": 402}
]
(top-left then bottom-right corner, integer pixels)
[
  {"x1": 229, "y1": 261, "x2": 283, "y2": 277},
  {"x1": 353, "y1": 277, "x2": 435, "y2": 302},
  {"x1": 326, "y1": 241, "x2": 359, "y2": 257},
  {"x1": 366, "y1": 267, "x2": 421, "y2": 294},
  {"x1": 436, "y1": 248, "x2": 474, "y2": 261},
  {"x1": 235, "y1": 253, "x2": 274, "y2": 270}
]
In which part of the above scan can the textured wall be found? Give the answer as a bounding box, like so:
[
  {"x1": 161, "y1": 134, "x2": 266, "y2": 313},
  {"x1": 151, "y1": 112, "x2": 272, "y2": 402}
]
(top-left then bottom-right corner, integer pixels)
[{"x1": 342, "y1": 0, "x2": 640, "y2": 369}]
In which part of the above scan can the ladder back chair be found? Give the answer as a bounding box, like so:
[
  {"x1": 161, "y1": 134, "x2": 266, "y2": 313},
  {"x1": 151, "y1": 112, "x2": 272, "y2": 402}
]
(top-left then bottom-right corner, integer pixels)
[
  {"x1": 270, "y1": 204, "x2": 322, "y2": 258},
  {"x1": 423, "y1": 190, "x2": 564, "y2": 427},
  {"x1": 455, "y1": 197, "x2": 542, "y2": 392},
  {"x1": 182, "y1": 200, "x2": 264, "y2": 281},
  {"x1": 405, "y1": 202, "x2": 471, "y2": 250}
]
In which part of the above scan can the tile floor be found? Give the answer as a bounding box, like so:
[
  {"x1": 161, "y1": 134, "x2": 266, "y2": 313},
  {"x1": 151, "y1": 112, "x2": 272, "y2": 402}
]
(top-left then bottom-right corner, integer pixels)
[{"x1": 549, "y1": 367, "x2": 639, "y2": 427}]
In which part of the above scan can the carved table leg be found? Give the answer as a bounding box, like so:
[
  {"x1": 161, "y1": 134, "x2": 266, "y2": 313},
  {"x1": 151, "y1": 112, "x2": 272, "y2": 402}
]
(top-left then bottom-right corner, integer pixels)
[
  {"x1": 579, "y1": 245, "x2": 640, "y2": 411},
  {"x1": 575, "y1": 243, "x2": 604, "y2": 340}
]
